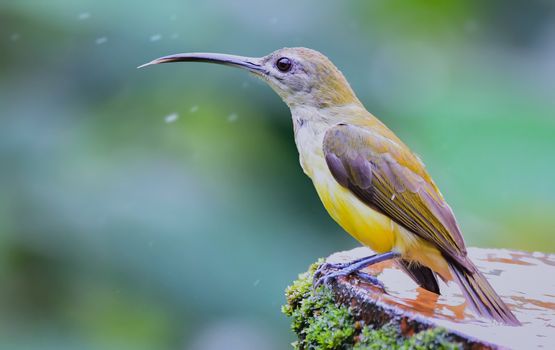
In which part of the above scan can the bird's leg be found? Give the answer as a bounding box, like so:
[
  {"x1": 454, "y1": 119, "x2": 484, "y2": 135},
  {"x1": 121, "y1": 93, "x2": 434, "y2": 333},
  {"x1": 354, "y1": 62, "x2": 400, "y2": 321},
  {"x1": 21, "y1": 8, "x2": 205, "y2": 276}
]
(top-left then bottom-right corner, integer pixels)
[{"x1": 314, "y1": 251, "x2": 400, "y2": 289}]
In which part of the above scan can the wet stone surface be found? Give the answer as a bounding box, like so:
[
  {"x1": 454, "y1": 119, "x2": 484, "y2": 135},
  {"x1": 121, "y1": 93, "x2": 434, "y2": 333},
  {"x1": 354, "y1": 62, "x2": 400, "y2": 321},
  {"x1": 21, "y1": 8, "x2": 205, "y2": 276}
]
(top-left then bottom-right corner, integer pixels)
[{"x1": 324, "y1": 247, "x2": 555, "y2": 349}]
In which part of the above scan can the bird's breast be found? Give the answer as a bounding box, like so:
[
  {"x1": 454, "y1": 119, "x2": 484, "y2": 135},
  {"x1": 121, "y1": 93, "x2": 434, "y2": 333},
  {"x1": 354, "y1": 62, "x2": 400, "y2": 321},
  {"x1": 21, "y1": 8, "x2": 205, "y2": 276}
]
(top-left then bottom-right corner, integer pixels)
[{"x1": 293, "y1": 120, "x2": 397, "y2": 253}]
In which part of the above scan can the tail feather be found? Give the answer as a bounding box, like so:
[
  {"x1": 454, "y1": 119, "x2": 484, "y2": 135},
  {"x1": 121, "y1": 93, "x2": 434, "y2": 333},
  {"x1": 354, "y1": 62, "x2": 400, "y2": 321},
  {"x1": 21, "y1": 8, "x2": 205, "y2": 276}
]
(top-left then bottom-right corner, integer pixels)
[
  {"x1": 448, "y1": 259, "x2": 520, "y2": 326},
  {"x1": 397, "y1": 259, "x2": 440, "y2": 295}
]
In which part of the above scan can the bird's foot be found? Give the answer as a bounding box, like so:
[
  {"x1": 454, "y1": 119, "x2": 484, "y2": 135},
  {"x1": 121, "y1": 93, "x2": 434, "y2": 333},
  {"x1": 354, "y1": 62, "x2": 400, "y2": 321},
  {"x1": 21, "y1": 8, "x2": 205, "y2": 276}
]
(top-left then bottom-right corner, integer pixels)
[
  {"x1": 313, "y1": 252, "x2": 399, "y2": 290},
  {"x1": 353, "y1": 271, "x2": 385, "y2": 289},
  {"x1": 313, "y1": 255, "x2": 372, "y2": 282},
  {"x1": 314, "y1": 269, "x2": 385, "y2": 290}
]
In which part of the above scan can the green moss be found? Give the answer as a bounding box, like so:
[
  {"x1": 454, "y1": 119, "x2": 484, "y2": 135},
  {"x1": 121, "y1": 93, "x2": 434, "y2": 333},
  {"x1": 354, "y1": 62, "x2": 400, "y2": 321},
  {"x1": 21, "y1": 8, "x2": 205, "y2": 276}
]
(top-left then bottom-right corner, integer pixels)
[
  {"x1": 282, "y1": 261, "x2": 462, "y2": 350},
  {"x1": 401, "y1": 327, "x2": 461, "y2": 350},
  {"x1": 282, "y1": 260, "x2": 322, "y2": 321},
  {"x1": 282, "y1": 260, "x2": 356, "y2": 349},
  {"x1": 353, "y1": 325, "x2": 460, "y2": 350},
  {"x1": 353, "y1": 324, "x2": 402, "y2": 349}
]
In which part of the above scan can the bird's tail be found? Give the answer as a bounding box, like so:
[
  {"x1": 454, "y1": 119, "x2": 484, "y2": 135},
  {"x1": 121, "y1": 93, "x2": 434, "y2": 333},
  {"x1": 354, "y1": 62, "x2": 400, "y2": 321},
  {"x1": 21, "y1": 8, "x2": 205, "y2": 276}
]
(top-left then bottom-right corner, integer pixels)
[{"x1": 448, "y1": 259, "x2": 520, "y2": 326}]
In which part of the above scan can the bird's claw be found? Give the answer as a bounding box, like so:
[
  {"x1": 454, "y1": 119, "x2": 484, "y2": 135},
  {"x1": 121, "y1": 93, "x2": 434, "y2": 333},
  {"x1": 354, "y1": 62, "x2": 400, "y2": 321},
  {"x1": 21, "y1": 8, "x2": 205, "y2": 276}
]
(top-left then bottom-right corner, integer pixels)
[
  {"x1": 312, "y1": 253, "x2": 396, "y2": 291},
  {"x1": 313, "y1": 275, "x2": 331, "y2": 289},
  {"x1": 313, "y1": 255, "x2": 375, "y2": 282},
  {"x1": 313, "y1": 264, "x2": 385, "y2": 290},
  {"x1": 313, "y1": 261, "x2": 350, "y2": 282}
]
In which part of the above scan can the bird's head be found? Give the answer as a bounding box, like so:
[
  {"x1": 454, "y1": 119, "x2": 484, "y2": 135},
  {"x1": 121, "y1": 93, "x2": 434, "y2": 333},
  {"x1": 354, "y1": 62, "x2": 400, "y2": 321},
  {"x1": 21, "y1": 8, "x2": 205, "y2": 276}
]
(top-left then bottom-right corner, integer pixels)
[{"x1": 139, "y1": 47, "x2": 360, "y2": 109}]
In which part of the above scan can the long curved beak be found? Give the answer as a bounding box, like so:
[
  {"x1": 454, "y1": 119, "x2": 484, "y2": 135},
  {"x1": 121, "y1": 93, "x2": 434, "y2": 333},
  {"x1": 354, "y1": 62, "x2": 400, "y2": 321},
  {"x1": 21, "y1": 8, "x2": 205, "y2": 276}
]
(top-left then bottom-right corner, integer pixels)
[{"x1": 138, "y1": 52, "x2": 268, "y2": 75}]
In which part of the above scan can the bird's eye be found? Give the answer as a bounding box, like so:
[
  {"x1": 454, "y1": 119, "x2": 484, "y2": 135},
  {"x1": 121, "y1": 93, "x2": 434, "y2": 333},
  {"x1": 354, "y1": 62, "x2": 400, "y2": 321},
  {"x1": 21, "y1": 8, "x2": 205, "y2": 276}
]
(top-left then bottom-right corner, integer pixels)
[{"x1": 276, "y1": 57, "x2": 292, "y2": 72}]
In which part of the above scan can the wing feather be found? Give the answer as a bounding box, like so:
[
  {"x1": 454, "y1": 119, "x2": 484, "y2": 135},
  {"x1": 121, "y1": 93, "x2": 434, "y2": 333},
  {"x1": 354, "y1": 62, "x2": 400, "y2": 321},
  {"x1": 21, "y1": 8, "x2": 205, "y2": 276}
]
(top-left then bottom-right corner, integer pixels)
[{"x1": 323, "y1": 123, "x2": 468, "y2": 268}]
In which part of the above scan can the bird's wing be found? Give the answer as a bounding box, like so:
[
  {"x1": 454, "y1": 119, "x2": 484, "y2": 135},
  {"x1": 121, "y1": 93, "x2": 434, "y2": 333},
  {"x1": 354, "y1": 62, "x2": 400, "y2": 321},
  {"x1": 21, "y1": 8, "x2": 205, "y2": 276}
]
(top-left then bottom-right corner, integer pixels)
[{"x1": 323, "y1": 123, "x2": 469, "y2": 268}]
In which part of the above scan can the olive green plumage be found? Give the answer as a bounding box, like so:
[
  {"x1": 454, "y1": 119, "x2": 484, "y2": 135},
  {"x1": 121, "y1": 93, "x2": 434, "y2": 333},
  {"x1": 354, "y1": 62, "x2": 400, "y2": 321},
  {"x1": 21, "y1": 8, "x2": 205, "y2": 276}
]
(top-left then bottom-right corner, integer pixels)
[{"x1": 141, "y1": 47, "x2": 520, "y2": 326}]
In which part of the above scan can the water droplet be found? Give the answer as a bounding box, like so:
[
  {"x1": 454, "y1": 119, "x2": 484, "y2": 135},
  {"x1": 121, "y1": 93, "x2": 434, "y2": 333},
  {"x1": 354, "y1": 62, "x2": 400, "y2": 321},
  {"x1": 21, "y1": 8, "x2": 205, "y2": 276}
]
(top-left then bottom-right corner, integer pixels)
[
  {"x1": 10, "y1": 33, "x2": 20, "y2": 42},
  {"x1": 169, "y1": 14, "x2": 177, "y2": 21},
  {"x1": 241, "y1": 81, "x2": 249, "y2": 89},
  {"x1": 253, "y1": 279, "x2": 260, "y2": 287},
  {"x1": 190, "y1": 105, "x2": 199, "y2": 113},
  {"x1": 227, "y1": 113, "x2": 238, "y2": 122},
  {"x1": 171, "y1": 33, "x2": 179, "y2": 39},
  {"x1": 269, "y1": 17, "x2": 278, "y2": 24},
  {"x1": 164, "y1": 113, "x2": 179, "y2": 123},
  {"x1": 95, "y1": 37, "x2": 107, "y2": 45},
  {"x1": 150, "y1": 34, "x2": 162, "y2": 42},
  {"x1": 391, "y1": 194, "x2": 396, "y2": 201},
  {"x1": 78, "y1": 12, "x2": 90, "y2": 20}
]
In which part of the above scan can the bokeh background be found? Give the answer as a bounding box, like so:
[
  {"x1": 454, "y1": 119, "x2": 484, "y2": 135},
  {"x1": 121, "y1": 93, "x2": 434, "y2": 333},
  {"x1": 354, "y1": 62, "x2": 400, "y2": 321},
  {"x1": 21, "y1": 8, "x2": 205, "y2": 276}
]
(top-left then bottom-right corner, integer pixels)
[{"x1": 1, "y1": 0, "x2": 554, "y2": 349}]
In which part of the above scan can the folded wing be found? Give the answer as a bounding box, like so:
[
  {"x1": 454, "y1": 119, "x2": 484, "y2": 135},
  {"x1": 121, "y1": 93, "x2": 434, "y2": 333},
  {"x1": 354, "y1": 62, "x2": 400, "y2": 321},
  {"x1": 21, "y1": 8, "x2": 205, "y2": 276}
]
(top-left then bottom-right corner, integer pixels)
[{"x1": 323, "y1": 123, "x2": 469, "y2": 270}]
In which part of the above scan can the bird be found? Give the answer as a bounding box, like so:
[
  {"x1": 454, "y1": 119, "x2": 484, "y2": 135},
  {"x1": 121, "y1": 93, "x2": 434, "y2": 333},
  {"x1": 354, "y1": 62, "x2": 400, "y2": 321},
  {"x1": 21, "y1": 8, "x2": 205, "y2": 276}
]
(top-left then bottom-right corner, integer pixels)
[{"x1": 139, "y1": 47, "x2": 520, "y2": 326}]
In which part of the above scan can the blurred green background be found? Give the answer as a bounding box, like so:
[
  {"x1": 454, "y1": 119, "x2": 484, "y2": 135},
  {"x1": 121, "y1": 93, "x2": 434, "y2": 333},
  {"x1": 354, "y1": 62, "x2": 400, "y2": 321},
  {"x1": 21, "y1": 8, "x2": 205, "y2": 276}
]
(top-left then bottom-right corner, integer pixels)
[{"x1": 1, "y1": 0, "x2": 554, "y2": 349}]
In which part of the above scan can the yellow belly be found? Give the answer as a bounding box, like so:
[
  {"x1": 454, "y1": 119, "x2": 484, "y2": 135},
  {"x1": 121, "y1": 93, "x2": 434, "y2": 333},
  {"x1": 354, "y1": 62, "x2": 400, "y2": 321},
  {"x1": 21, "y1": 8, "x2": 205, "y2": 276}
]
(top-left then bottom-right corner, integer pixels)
[
  {"x1": 313, "y1": 172, "x2": 397, "y2": 253},
  {"x1": 312, "y1": 169, "x2": 451, "y2": 280}
]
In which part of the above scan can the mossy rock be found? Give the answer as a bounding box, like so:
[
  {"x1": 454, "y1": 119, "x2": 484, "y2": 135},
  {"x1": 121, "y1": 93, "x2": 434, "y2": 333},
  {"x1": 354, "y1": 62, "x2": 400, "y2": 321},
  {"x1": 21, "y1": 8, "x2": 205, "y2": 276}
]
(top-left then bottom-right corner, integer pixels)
[{"x1": 282, "y1": 261, "x2": 461, "y2": 350}]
